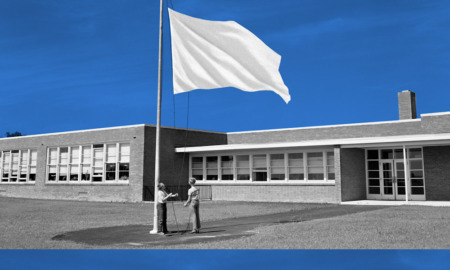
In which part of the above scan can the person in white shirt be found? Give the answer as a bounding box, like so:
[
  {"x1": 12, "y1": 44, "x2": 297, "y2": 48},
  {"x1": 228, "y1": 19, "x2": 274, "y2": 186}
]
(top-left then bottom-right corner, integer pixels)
[
  {"x1": 157, "y1": 183, "x2": 177, "y2": 235},
  {"x1": 184, "y1": 177, "x2": 201, "y2": 234}
]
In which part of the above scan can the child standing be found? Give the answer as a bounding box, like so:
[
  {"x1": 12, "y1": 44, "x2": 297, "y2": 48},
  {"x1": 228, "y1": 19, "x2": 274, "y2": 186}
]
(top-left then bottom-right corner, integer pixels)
[{"x1": 184, "y1": 177, "x2": 200, "y2": 233}]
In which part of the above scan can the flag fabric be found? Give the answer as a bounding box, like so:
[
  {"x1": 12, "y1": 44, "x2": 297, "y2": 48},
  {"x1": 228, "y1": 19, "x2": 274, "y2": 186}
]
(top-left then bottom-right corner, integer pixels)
[{"x1": 168, "y1": 8, "x2": 291, "y2": 103}]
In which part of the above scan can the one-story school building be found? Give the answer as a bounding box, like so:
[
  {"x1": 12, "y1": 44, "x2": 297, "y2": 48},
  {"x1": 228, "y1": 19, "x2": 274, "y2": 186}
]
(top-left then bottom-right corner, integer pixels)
[{"x1": 2, "y1": 90, "x2": 450, "y2": 203}]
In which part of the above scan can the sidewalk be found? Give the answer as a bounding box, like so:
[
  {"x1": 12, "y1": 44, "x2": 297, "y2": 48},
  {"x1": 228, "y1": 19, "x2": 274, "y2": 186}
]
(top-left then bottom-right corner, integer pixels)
[
  {"x1": 52, "y1": 204, "x2": 387, "y2": 248},
  {"x1": 341, "y1": 200, "x2": 450, "y2": 207}
]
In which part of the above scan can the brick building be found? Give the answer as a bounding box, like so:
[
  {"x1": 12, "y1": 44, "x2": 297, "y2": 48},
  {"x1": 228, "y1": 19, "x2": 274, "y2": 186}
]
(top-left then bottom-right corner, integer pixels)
[{"x1": 1, "y1": 90, "x2": 450, "y2": 203}]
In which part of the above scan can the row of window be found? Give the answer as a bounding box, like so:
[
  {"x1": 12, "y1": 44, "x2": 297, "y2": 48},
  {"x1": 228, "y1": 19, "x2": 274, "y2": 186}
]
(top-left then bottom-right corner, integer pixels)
[
  {"x1": 190, "y1": 151, "x2": 335, "y2": 182},
  {"x1": 0, "y1": 142, "x2": 130, "y2": 184},
  {"x1": 1, "y1": 149, "x2": 37, "y2": 183},
  {"x1": 47, "y1": 143, "x2": 130, "y2": 183}
]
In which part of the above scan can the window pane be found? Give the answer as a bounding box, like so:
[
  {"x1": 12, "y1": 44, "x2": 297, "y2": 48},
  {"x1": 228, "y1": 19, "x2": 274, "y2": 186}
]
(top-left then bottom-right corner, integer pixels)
[
  {"x1": 221, "y1": 156, "x2": 233, "y2": 167},
  {"x1": 206, "y1": 156, "x2": 218, "y2": 168},
  {"x1": 206, "y1": 157, "x2": 218, "y2": 180},
  {"x1": 410, "y1": 160, "x2": 423, "y2": 170},
  {"x1": 60, "y1": 147, "x2": 68, "y2": 164},
  {"x1": 119, "y1": 143, "x2": 130, "y2": 163},
  {"x1": 327, "y1": 152, "x2": 334, "y2": 165},
  {"x1": 410, "y1": 170, "x2": 423, "y2": 178},
  {"x1": 192, "y1": 169, "x2": 203, "y2": 179},
  {"x1": 253, "y1": 155, "x2": 267, "y2": 169},
  {"x1": 30, "y1": 150, "x2": 37, "y2": 166},
  {"x1": 71, "y1": 147, "x2": 80, "y2": 163},
  {"x1": 49, "y1": 148, "x2": 57, "y2": 164},
  {"x1": 237, "y1": 168, "x2": 250, "y2": 180},
  {"x1": 253, "y1": 171, "x2": 267, "y2": 181},
  {"x1": 70, "y1": 165, "x2": 79, "y2": 181},
  {"x1": 106, "y1": 144, "x2": 117, "y2": 163},
  {"x1": 288, "y1": 153, "x2": 303, "y2": 166},
  {"x1": 411, "y1": 178, "x2": 424, "y2": 186},
  {"x1": 381, "y1": 149, "x2": 393, "y2": 159},
  {"x1": 81, "y1": 165, "x2": 91, "y2": 181},
  {"x1": 368, "y1": 161, "x2": 379, "y2": 170},
  {"x1": 118, "y1": 163, "x2": 129, "y2": 181},
  {"x1": 119, "y1": 171, "x2": 129, "y2": 180},
  {"x1": 369, "y1": 179, "x2": 380, "y2": 186},
  {"x1": 221, "y1": 156, "x2": 233, "y2": 180},
  {"x1": 307, "y1": 152, "x2": 323, "y2": 166},
  {"x1": 59, "y1": 165, "x2": 68, "y2": 181},
  {"x1": 82, "y1": 146, "x2": 91, "y2": 164},
  {"x1": 409, "y1": 148, "x2": 422, "y2": 159},
  {"x1": 411, "y1": 187, "x2": 424, "y2": 195},
  {"x1": 367, "y1": 150, "x2": 378, "y2": 160},
  {"x1": 394, "y1": 149, "x2": 404, "y2": 159},
  {"x1": 236, "y1": 155, "x2": 249, "y2": 168}
]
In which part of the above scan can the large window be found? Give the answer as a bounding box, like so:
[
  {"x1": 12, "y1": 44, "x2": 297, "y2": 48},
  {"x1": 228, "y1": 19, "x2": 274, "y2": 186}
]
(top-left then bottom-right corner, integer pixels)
[
  {"x1": 0, "y1": 149, "x2": 37, "y2": 183},
  {"x1": 47, "y1": 142, "x2": 130, "y2": 183},
  {"x1": 190, "y1": 150, "x2": 335, "y2": 183}
]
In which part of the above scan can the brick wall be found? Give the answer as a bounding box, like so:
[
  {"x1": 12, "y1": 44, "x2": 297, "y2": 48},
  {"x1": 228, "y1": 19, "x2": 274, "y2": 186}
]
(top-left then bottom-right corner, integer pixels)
[
  {"x1": 421, "y1": 113, "x2": 450, "y2": 133},
  {"x1": 340, "y1": 148, "x2": 366, "y2": 201},
  {"x1": 227, "y1": 121, "x2": 423, "y2": 144},
  {"x1": 423, "y1": 146, "x2": 450, "y2": 200},
  {"x1": 207, "y1": 184, "x2": 338, "y2": 203},
  {"x1": 143, "y1": 126, "x2": 228, "y2": 200}
]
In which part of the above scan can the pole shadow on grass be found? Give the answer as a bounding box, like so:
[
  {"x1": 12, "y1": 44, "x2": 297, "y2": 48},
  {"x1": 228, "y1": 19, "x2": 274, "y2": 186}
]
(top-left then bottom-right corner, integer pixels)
[{"x1": 52, "y1": 205, "x2": 388, "y2": 247}]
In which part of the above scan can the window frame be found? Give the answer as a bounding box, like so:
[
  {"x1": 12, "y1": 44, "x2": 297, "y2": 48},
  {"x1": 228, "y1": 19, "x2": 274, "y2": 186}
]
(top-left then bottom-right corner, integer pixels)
[
  {"x1": 189, "y1": 148, "x2": 336, "y2": 184},
  {"x1": 45, "y1": 142, "x2": 130, "y2": 184},
  {"x1": 0, "y1": 149, "x2": 37, "y2": 184}
]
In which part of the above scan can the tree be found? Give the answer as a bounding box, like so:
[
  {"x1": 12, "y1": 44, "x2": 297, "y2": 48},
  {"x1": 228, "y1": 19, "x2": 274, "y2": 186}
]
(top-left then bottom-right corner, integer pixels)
[{"x1": 5, "y1": 131, "x2": 24, "y2": 137}]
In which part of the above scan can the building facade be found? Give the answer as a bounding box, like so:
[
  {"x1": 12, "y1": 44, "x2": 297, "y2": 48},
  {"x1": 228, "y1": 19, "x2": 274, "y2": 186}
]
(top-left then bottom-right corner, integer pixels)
[{"x1": 1, "y1": 90, "x2": 450, "y2": 203}]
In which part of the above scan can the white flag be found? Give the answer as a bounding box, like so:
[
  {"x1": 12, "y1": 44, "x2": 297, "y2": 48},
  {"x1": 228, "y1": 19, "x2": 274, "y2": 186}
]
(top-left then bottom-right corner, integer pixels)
[{"x1": 168, "y1": 8, "x2": 291, "y2": 103}]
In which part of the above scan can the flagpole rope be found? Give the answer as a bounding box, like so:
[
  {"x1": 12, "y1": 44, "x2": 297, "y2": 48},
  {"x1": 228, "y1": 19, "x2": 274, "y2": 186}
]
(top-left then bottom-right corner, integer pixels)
[{"x1": 166, "y1": 0, "x2": 193, "y2": 235}]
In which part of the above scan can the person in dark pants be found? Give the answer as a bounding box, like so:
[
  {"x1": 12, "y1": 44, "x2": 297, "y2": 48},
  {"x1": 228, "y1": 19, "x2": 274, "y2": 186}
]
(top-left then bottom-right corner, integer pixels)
[
  {"x1": 184, "y1": 177, "x2": 200, "y2": 233},
  {"x1": 157, "y1": 183, "x2": 177, "y2": 235}
]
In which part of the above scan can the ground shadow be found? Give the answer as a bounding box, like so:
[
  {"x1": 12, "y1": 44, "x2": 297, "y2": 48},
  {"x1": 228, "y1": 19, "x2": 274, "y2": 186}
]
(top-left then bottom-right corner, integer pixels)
[{"x1": 52, "y1": 204, "x2": 388, "y2": 247}]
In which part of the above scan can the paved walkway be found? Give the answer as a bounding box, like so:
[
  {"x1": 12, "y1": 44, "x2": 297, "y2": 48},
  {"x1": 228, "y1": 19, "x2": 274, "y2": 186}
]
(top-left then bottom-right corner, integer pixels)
[
  {"x1": 341, "y1": 200, "x2": 450, "y2": 207},
  {"x1": 52, "y1": 204, "x2": 387, "y2": 248}
]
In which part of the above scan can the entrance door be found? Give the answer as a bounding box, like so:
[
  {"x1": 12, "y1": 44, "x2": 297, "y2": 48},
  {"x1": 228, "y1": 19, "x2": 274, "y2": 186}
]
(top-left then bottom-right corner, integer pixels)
[
  {"x1": 381, "y1": 161, "x2": 407, "y2": 200},
  {"x1": 381, "y1": 161, "x2": 395, "y2": 200},
  {"x1": 394, "y1": 161, "x2": 407, "y2": 200}
]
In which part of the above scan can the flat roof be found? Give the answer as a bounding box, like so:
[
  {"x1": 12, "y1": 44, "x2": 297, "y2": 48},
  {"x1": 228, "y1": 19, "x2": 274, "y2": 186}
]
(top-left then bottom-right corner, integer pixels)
[
  {"x1": 175, "y1": 133, "x2": 450, "y2": 153},
  {"x1": 0, "y1": 124, "x2": 225, "y2": 141}
]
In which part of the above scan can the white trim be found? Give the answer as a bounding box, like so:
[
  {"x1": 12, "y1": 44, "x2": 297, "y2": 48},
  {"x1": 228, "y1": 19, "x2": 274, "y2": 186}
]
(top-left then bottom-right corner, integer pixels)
[
  {"x1": 421, "y1": 111, "x2": 450, "y2": 117},
  {"x1": 195, "y1": 182, "x2": 335, "y2": 186},
  {"x1": 176, "y1": 133, "x2": 450, "y2": 153}
]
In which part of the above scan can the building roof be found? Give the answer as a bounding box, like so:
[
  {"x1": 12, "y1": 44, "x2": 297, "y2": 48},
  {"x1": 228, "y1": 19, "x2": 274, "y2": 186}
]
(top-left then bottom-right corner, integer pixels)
[{"x1": 175, "y1": 133, "x2": 450, "y2": 153}]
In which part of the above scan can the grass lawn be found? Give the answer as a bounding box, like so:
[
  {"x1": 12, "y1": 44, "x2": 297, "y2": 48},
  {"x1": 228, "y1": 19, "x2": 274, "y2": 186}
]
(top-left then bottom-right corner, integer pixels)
[{"x1": 2, "y1": 197, "x2": 450, "y2": 249}]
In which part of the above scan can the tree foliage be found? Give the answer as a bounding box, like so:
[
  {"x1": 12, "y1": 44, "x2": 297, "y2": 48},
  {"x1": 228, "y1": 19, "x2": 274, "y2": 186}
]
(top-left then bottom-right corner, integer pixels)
[{"x1": 5, "y1": 131, "x2": 24, "y2": 137}]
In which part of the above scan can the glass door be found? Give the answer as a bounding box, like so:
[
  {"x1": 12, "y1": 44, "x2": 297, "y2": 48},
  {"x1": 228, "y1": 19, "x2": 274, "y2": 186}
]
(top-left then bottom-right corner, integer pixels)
[
  {"x1": 381, "y1": 161, "x2": 395, "y2": 200},
  {"x1": 394, "y1": 161, "x2": 406, "y2": 200}
]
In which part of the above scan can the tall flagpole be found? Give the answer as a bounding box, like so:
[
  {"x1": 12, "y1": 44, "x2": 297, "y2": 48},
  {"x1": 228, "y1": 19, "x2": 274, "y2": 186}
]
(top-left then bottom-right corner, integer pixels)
[{"x1": 150, "y1": 0, "x2": 164, "y2": 234}]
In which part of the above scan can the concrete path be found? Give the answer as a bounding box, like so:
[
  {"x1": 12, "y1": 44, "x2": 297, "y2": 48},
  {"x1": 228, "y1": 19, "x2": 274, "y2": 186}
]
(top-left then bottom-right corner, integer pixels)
[
  {"x1": 341, "y1": 200, "x2": 450, "y2": 207},
  {"x1": 52, "y1": 204, "x2": 387, "y2": 248}
]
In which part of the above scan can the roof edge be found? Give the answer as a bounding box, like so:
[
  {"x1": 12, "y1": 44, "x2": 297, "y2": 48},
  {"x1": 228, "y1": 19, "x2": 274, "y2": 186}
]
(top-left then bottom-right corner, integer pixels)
[{"x1": 226, "y1": 118, "x2": 421, "y2": 135}]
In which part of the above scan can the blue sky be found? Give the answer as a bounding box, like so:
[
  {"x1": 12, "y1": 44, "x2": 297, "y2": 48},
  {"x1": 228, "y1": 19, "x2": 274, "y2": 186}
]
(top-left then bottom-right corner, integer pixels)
[
  {"x1": 2, "y1": 250, "x2": 450, "y2": 269},
  {"x1": 1, "y1": 0, "x2": 450, "y2": 136}
]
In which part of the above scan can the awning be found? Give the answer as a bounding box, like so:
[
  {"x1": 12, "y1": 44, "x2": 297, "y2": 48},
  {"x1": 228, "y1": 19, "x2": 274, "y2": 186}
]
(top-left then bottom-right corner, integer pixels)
[{"x1": 175, "y1": 133, "x2": 450, "y2": 153}]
